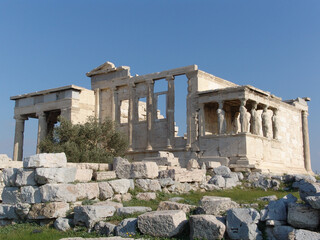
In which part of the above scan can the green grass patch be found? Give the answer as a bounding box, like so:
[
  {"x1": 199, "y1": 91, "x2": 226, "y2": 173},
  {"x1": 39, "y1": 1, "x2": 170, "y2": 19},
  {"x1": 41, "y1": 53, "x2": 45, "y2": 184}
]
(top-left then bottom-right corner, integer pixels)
[{"x1": 0, "y1": 223, "x2": 100, "y2": 240}]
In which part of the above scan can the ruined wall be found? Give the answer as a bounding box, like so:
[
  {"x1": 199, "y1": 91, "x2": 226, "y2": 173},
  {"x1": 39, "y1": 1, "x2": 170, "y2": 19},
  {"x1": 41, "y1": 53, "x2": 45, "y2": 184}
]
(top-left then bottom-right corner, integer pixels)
[{"x1": 247, "y1": 103, "x2": 305, "y2": 174}]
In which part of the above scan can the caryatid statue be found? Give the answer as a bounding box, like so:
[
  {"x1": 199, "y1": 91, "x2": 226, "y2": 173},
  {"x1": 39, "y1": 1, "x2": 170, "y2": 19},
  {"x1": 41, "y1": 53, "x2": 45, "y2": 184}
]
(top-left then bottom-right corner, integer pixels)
[
  {"x1": 250, "y1": 101, "x2": 262, "y2": 135},
  {"x1": 217, "y1": 101, "x2": 226, "y2": 134},
  {"x1": 262, "y1": 105, "x2": 272, "y2": 138},
  {"x1": 272, "y1": 108, "x2": 280, "y2": 139},
  {"x1": 233, "y1": 112, "x2": 240, "y2": 134},
  {"x1": 240, "y1": 99, "x2": 250, "y2": 133}
]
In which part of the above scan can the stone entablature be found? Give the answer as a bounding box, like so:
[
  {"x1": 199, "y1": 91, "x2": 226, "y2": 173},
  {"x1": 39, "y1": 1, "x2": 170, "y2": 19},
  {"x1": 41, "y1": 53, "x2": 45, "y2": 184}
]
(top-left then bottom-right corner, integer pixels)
[
  {"x1": 10, "y1": 61, "x2": 312, "y2": 174},
  {"x1": 10, "y1": 85, "x2": 95, "y2": 161}
]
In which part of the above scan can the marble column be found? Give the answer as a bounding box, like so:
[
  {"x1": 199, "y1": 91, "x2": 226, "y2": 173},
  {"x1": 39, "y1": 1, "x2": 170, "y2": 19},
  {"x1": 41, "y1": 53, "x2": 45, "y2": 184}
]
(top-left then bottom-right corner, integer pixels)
[
  {"x1": 199, "y1": 104, "x2": 205, "y2": 137},
  {"x1": 217, "y1": 101, "x2": 226, "y2": 134},
  {"x1": 166, "y1": 76, "x2": 175, "y2": 149},
  {"x1": 146, "y1": 80, "x2": 154, "y2": 150},
  {"x1": 128, "y1": 83, "x2": 135, "y2": 151},
  {"x1": 302, "y1": 110, "x2": 312, "y2": 172},
  {"x1": 36, "y1": 112, "x2": 47, "y2": 154},
  {"x1": 13, "y1": 115, "x2": 27, "y2": 161},
  {"x1": 94, "y1": 88, "x2": 100, "y2": 119},
  {"x1": 110, "y1": 87, "x2": 118, "y2": 122}
]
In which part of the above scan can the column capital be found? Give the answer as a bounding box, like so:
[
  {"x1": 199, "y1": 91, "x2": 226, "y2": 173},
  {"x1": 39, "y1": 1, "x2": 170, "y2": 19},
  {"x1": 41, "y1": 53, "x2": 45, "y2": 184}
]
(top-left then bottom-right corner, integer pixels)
[
  {"x1": 14, "y1": 115, "x2": 28, "y2": 121},
  {"x1": 165, "y1": 75, "x2": 175, "y2": 81},
  {"x1": 240, "y1": 98, "x2": 247, "y2": 106},
  {"x1": 36, "y1": 112, "x2": 46, "y2": 118},
  {"x1": 110, "y1": 86, "x2": 118, "y2": 92},
  {"x1": 146, "y1": 79, "x2": 154, "y2": 85},
  {"x1": 302, "y1": 110, "x2": 309, "y2": 117},
  {"x1": 217, "y1": 100, "x2": 224, "y2": 109},
  {"x1": 128, "y1": 81, "x2": 136, "y2": 88},
  {"x1": 251, "y1": 101, "x2": 258, "y2": 109}
]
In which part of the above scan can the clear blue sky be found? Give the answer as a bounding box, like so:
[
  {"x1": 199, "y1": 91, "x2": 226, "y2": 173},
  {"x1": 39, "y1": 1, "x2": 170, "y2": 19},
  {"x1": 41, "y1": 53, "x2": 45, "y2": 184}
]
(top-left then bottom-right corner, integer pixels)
[{"x1": 1, "y1": 1, "x2": 319, "y2": 171}]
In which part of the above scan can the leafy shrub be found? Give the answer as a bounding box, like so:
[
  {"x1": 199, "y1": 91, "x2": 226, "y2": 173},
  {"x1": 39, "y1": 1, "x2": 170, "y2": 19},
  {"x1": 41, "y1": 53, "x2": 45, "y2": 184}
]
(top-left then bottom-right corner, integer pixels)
[{"x1": 39, "y1": 117, "x2": 128, "y2": 163}]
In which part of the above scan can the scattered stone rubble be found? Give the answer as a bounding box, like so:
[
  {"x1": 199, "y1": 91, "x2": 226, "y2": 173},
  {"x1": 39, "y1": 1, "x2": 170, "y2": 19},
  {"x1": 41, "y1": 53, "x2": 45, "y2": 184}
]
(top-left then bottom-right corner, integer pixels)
[{"x1": 1, "y1": 152, "x2": 320, "y2": 239}]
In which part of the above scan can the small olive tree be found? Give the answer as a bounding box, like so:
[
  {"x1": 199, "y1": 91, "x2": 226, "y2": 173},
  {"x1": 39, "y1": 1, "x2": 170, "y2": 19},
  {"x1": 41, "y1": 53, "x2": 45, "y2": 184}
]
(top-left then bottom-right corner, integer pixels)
[{"x1": 39, "y1": 117, "x2": 128, "y2": 163}]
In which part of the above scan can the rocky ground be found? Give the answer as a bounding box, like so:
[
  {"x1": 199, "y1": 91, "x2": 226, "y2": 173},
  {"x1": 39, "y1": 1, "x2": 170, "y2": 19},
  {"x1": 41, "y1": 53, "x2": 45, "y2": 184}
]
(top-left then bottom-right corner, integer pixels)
[{"x1": 1, "y1": 153, "x2": 320, "y2": 240}]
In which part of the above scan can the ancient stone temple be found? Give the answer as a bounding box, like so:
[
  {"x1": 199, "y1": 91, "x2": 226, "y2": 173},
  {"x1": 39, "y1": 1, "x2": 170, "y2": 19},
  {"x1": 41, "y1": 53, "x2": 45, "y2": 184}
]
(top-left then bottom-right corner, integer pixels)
[{"x1": 10, "y1": 61, "x2": 312, "y2": 174}]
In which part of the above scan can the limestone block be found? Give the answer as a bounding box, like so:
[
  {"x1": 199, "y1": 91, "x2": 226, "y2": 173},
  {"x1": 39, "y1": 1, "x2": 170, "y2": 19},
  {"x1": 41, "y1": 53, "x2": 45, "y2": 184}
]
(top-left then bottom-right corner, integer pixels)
[
  {"x1": 287, "y1": 203, "x2": 320, "y2": 230},
  {"x1": 15, "y1": 169, "x2": 36, "y2": 186},
  {"x1": 35, "y1": 167, "x2": 76, "y2": 184},
  {"x1": 93, "y1": 171, "x2": 117, "y2": 181},
  {"x1": 290, "y1": 229, "x2": 320, "y2": 240},
  {"x1": 130, "y1": 162, "x2": 158, "y2": 179},
  {"x1": 237, "y1": 172, "x2": 244, "y2": 181},
  {"x1": 2, "y1": 168, "x2": 18, "y2": 186},
  {"x1": 28, "y1": 202, "x2": 69, "y2": 219},
  {"x1": 168, "y1": 182, "x2": 192, "y2": 193},
  {"x1": 113, "y1": 157, "x2": 130, "y2": 170},
  {"x1": 94, "y1": 221, "x2": 116, "y2": 236},
  {"x1": 298, "y1": 181, "x2": 320, "y2": 202},
  {"x1": 108, "y1": 179, "x2": 131, "y2": 194},
  {"x1": 113, "y1": 157, "x2": 131, "y2": 179},
  {"x1": 208, "y1": 175, "x2": 225, "y2": 188},
  {"x1": 199, "y1": 196, "x2": 239, "y2": 215},
  {"x1": 21, "y1": 186, "x2": 42, "y2": 203},
  {"x1": 206, "y1": 161, "x2": 221, "y2": 169},
  {"x1": 174, "y1": 169, "x2": 206, "y2": 183},
  {"x1": 158, "y1": 178, "x2": 175, "y2": 187},
  {"x1": 54, "y1": 217, "x2": 72, "y2": 232},
  {"x1": 305, "y1": 195, "x2": 320, "y2": 209},
  {"x1": 138, "y1": 210, "x2": 187, "y2": 237},
  {"x1": 0, "y1": 155, "x2": 22, "y2": 169},
  {"x1": 23, "y1": 153, "x2": 67, "y2": 168},
  {"x1": 114, "y1": 218, "x2": 138, "y2": 237},
  {"x1": 0, "y1": 154, "x2": 12, "y2": 162},
  {"x1": 116, "y1": 207, "x2": 152, "y2": 216},
  {"x1": 281, "y1": 193, "x2": 298, "y2": 206},
  {"x1": 226, "y1": 208, "x2": 262, "y2": 240},
  {"x1": 190, "y1": 215, "x2": 226, "y2": 240},
  {"x1": 76, "y1": 183, "x2": 99, "y2": 200},
  {"x1": 40, "y1": 184, "x2": 77, "y2": 202},
  {"x1": 98, "y1": 163, "x2": 112, "y2": 171},
  {"x1": 260, "y1": 199, "x2": 287, "y2": 221},
  {"x1": 1, "y1": 187, "x2": 21, "y2": 204},
  {"x1": 136, "y1": 192, "x2": 156, "y2": 201},
  {"x1": 158, "y1": 169, "x2": 175, "y2": 179},
  {"x1": 75, "y1": 169, "x2": 93, "y2": 182},
  {"x1": 135, "y1": 179, "x2": 161, "y2": 192},
  {"x1": 121, "y1": 193, "x2": 132, "y2": 202},
  {"x1": 294, "y1": 174, "x2": 316, "y2": 183},
  {"x1": 15, "y1": 203, "x2": 31, "y2": 219},
  {"x1": 187, "y1": 159, "x2": 200, "y2": 170},
  {"x1": 74, "y1": 204, "x2": 116, "y2": 228},
  {"x1": 157, "y1": 201, "x2": 196, "y2": 213},
  {"x1": 98, "y1": 182, "x2": 114, "y2": 200},
  {"x1": 143, "y1": 151, "x2": 179, "y2": 167},
  {"x1": 0, "y1": 204, "x2": 18, "y2": 219},
  {"x1": 213, "y1": 166, "x2": 231, "y2": 177},
  {"x1": 272, "y1": 225, "x2": 295, "y2": 240}
]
